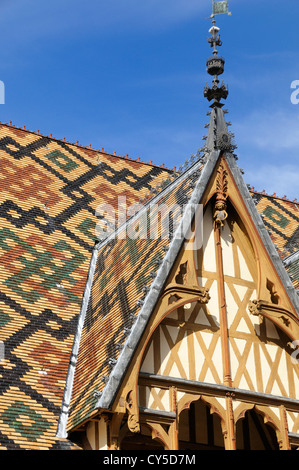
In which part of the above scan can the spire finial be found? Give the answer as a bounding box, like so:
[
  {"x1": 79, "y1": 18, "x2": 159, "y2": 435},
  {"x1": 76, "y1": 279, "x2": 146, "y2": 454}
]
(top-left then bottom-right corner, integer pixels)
[
  {"x1": 203, "y1": 3, "x2": 236, "y2": 153},
  {"x1": 204, "y1": 13, "x2": 228, "y2": 107}
]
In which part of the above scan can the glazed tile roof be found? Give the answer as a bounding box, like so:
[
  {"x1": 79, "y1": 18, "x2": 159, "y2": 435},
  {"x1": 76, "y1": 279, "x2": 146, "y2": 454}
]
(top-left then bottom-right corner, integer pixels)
[
  {"x1": 283, "y1": 252, "x2": 299, "y2": 291},
  {"x1": 0, "y1": 120, "x2": 298, "y2": 449},
  {"x1": 0, "y1": 123, "x2": 172, "y2": 449},
  {"x1": 65, "y1": 159, "x2": 202, "y2": 431},
  {"x1": 249, "y1": 189, "x2": 299, "y2": 289},
  {"x1": 249, "y1": 189, "x2": 299, "y2": 259}
]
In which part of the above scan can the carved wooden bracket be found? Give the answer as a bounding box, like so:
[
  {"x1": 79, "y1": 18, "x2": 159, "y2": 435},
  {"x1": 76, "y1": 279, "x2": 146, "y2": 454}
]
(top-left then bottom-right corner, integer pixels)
[
  {"x1": 108, "y1": 412, "x2": 125, "y2": 450},
  {"x1": 148, "y1": 422, "x2": 170, "y2": 449},
  {"x1": 214, "y1": 161, "x2": 228, "y2": 229},
  {"x1": 163, "y1": 283, "x2": 210, "y2": 306},
  {"x1": 126, "y1": 390, "x2": 140, "y2": 434},
  {"x1": 248, "y1": 299, "x2": 299, "y2": 342}
]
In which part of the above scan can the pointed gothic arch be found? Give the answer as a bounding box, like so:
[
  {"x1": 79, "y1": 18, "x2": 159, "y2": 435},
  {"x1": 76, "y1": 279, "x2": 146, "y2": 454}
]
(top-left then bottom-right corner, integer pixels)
[
  {"x1": 120, "y1": 423, "x2": 165, "y2": 451},
  {"x1": 235, "y1": 405, "x2": 280, "y2": 450},
  {"x1": 178, "y1": 397, "x2": 225, "y2": 450}
]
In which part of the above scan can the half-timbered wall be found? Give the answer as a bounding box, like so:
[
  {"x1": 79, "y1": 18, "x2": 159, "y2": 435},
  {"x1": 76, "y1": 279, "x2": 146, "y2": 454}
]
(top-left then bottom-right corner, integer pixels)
[
  {"x1": 140, "y1": 204, "x2": 222, "y2": 388},
  {"x1": 140, "y1": 202, "x2": 299, "y2": 402}
]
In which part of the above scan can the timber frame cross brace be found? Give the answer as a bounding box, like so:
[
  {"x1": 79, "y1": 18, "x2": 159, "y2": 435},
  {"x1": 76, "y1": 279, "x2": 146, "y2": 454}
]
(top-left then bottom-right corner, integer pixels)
[{"x1": 121, "y1": 283, "x2": 211, "y2": 437}]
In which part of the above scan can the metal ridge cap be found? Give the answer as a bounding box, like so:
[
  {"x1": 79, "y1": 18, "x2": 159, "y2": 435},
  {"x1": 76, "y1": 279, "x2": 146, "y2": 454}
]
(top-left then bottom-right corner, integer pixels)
[{"x1": 93, "y1": 157, "x2": 205, "y2": 253}]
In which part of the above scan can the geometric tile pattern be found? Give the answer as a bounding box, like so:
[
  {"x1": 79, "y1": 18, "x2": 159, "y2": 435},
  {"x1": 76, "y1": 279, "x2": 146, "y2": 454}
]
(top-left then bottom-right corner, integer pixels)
[
  {"x1": 250, "y1": 189, "x2": 299, "y2": 289},
  {"x1": 0, "y1": 123, "x2": 172, "y2": 449},
  {"x1": 250, "y1": 189, "x2": 299, "y2": 259},
  {"x1": 67, "y1": 164, "x2": 200, "y2": 431}
]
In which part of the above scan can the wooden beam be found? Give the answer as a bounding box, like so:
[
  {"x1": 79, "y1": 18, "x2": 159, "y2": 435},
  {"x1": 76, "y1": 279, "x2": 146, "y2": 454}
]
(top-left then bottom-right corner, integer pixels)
[{"x1": 139, "y1": 372, "x2": 299, "y2": 412}]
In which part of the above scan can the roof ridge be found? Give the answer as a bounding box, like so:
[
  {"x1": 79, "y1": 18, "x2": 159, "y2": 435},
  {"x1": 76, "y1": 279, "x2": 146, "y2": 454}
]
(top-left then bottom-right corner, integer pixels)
[
  {"x1": 0, "y1": 121, "x2": 174, "y2": 172},
  {"x1": 249, "y1": 186, "x2": 298, "y2": 205},
  {"x1": 94, "y1": 155, "x2": 205, "y2": 251}
]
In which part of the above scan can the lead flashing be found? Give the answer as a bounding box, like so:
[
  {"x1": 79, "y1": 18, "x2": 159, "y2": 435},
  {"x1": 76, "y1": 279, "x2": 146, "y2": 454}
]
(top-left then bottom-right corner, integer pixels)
[{"x1": 56, "y1": 245, "x2": 99, "y2": 438}]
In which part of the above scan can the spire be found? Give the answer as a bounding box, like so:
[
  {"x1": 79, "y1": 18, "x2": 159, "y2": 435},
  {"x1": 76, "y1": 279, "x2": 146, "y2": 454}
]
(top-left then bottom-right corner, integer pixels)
[
  {"x1": 204, "y1": 15, "x2": 228, "y2": 108},
  {"x1": 203, "y1": 14, "x2": 236, "y2": 155}
]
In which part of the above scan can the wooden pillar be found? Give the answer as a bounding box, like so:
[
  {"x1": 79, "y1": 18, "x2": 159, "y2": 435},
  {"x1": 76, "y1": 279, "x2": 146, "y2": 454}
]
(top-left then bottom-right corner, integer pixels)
[
  {"x1": 224, "y1": 393, "x2": 236, "y2": 450},
  {"x1": 107, "y1": 412, "x2": 124, "y2": 450},
  {"x1": 214, "y1": 225, "x2": 232, "y2": 388},
  {"x1": 169, "y1": 386, "x2": 179, "y2": 450},
  {"x1": 279, "y1": 405, "x2": 290, "y2": 450},
  {"x1": 213, "y1": 161, "x2": 236, "y2": 450}
]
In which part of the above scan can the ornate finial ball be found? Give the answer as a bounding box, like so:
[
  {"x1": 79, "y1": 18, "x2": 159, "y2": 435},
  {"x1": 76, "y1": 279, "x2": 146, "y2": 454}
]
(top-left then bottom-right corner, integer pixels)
[
  {"x1": 209, "y1": 25, "x2": 220, "y2": 35},
  {"x1": 206, "y1": 56, "x2": 225, "y2": 76}
]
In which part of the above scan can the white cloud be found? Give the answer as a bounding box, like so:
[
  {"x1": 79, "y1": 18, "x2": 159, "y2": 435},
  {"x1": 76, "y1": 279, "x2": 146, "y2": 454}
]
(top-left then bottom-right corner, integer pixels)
[
  {"x1": 245, "y1": 163, "x2": 299, "y2": 200},
  {"x1": 0, "y1": 0, "x2": 208, "y2": 41},
  {"x1": 231, "y1": 108, "x2": 299, "y2": 199},
  {"x1": 234, "y1": 108, "x2": 299, "y2": 152}
]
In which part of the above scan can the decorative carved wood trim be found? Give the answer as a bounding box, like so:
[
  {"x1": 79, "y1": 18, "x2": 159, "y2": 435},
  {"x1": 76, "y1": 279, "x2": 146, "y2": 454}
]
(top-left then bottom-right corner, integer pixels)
[
  {"x1": 214, "y1": 160, "x2": 228, "y2": 229},
  {"x1": 169, "y1": 386, "x2": 179, "y2": 450},
  {"x1": 279, "y1": 405, "x2": 291, "y2": 450},
  {"x1": 216, "y1": 161, "x2": 228, "y2": 202},
  {"x1": 145, "y1": 421, "x2": 170, "y2": 450},
  {"x1": 177, "y1": 392, "x2": 230, "y2": 449},
  {"x1": 248, "y1": 299, "x2": 299, "y2": 342},
  {"x1": 214, "y1": 211, "x2": 232, "y2": 388},
  {"x1": 125, "y1": 390, "x2": 140, "y2": 433},
  {"x1": 108, "y1": 412, "x2": 124, "y2": 450},
  {"x1": 118, "y1": 422, "x2": 130, "y2": 447},
  {"x1": 176, "y1": 392, "x2": 226, "y2": 425},
  {"x1": 234, "y1": 403, "x2": 280, "y2": 432},
  {"x1": 139, "y1": 373, "x2": 299, "y2": 413},
  {"x1": 233, "y1": 402, "x2": 286, "y2": 449},
  {"x1": 163, "y1": 283, "x2": 210, "y2": 305},
  {"x1": 225, "y1": 394, "x2": 236, "y2": 450},
  {"x1": 177, "y1": 393, "x2": 201, "y2": 416}
]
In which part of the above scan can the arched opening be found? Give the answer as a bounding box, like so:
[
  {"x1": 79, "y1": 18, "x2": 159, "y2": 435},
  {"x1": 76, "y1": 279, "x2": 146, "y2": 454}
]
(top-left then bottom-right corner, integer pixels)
[
  {"x1": 178, "y1": 398, "x2": 225, "y2": 450},
  {"x1": 236, "y1": 408, "x2": 279, "y2": 450},
  {"x1": 120, "y1": 424, "x2": 165, "y2": 450}
]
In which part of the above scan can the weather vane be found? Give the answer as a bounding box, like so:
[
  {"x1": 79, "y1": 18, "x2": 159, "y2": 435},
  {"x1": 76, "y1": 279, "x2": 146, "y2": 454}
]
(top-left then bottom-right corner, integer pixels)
[
  {"x1": 203, "y1": 0, "x2": 231, "y2": 108},
  {"x1": 211, "y1": 0, "x2": 231, "y2": 19}
]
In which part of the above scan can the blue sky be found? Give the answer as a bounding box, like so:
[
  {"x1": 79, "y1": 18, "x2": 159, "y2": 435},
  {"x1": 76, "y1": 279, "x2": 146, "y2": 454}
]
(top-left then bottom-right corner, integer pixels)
[{"x1": 0, "y1": 0, "x2": 298, "y2": 199}]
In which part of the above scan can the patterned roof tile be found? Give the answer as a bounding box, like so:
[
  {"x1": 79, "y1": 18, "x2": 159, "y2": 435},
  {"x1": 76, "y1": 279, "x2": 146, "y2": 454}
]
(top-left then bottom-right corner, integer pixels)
[
  {"x1": 0, "y1": 121, "x2": 298, "y2": 448},
  {"x1": 0, "y1": 123, "x2": 172, "y2": 449},
  {"x1": 250, "y1": 189, "x2": 299, "y2": 259},
  {"x1": 66, "y1": 162, "x2": 201, "y2": 430}
]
